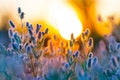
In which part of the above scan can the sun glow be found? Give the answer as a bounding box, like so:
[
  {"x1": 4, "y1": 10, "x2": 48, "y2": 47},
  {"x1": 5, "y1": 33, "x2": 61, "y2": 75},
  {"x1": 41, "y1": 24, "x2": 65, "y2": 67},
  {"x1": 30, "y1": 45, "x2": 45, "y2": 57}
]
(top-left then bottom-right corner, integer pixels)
[
  {"x1": 46, "y1": 0, "x2": 82, "y2": 40},
  {"x1": 3, "y1": 0, "x2": 83, "y2": 40}
]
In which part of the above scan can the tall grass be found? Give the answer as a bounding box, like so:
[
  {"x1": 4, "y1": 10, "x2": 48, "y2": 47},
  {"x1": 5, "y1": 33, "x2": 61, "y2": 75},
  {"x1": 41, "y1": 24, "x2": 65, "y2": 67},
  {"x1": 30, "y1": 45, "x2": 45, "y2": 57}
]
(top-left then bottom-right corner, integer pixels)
[{"x1": 0, "y1": 7, "x2": 120, "y2": 80}]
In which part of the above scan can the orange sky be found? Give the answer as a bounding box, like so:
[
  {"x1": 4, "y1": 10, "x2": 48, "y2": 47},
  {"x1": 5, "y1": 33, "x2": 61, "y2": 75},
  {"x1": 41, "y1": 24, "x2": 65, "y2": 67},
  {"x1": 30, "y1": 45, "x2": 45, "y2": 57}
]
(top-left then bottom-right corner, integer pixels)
[
  {"x1": 0, "y1": 0, "x2": 120, "y2": 21},
  {"x1": 0, "y1": 0, "x2": 120, "y2": 38}
]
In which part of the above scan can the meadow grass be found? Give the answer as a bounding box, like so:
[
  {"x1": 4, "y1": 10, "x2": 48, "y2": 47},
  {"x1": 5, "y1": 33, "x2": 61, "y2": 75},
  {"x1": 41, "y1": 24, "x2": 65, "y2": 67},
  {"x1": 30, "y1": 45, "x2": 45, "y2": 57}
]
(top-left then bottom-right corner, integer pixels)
[{"x1": 0, "y1": 7, "x2": 120, "y2": 80}]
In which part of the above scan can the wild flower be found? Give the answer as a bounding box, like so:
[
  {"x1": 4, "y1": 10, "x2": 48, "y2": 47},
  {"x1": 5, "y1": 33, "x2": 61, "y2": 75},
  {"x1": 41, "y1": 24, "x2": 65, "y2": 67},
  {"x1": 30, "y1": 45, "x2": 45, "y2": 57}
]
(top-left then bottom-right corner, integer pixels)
[
  {"x1": 13, "y1": 32, "x2": 21, "y2": 44},
  {"x1": 26, "y1": 45, "x2": 32, "y2": 54},
  {"x1": 92, "y1": 56, "x2": 98, "y2": 66},
  {"x1": 42, "y1": 32, "x2": 45, "y2": 35},
  {"x1": 38, "y1": 32, "x2": 42, "y2": 39},
  {"x1": 19, "y1": 44, "x2": 23, "y2": 50},
  {"x1": 28, "y1": 28, "x2": 33, "y2": 37},
  {"x1": 71, "y1": 33, "x2": 74, "y2": 40},
  {"x1": 45, "y1": 28, "x2": 48, "y2": 34},
  {"x1": 116, "y1": 43, "x2": 120, "y2": 50},
  {"x1": 86, "y1": 58, "x2": 92, "y2": 69},
  {"x1": 88, "y1": 37, "x2": 93, "y2": 48},
  {"x1": 111, "y1": 56, "x2": 118, "y2": 68},
  {"x1": 20, "y1": 12, "x2": 25, "y2": 20},
  {"x1": 73, "y1": 50, "x2": 79, "y2": 58},
  {"x1": 26, "y1": 22, "x2": 29, "y2": 27},
  {"x1": 84, "y1": 28, "x2": 90, "y2": 37},
  {"x1": 12, "y1": 42, "x2": 19, "y2": 51},
  {"x1": 18, "y1": 7, "x2": 21, "y2": 14},
  {"x1": 88, "y1": 52, "x2": 93, "y2": 59},
  {"x1": 69, "y1": 40, "x2": 73, "y2": 47},
  {"x1": 8, "y1": 29, "x2": 13, "y2": 38},
  {"x1": 63, "y1": 62, "x2": 70, "y2": 69},
  {"x1": 36, "y1": 24, "x2": 41, "y2": 34},
  {"x1": 9, "y1": 20, "x2": 15, "y2": 28}
]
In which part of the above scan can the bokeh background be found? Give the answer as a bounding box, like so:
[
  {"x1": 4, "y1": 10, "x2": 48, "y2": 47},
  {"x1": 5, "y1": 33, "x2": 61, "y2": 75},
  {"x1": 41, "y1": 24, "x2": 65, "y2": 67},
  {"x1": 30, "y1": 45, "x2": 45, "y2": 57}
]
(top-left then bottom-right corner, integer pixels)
[{"x1": 0, "y1": 0, "x2": 120, "y2": 47}]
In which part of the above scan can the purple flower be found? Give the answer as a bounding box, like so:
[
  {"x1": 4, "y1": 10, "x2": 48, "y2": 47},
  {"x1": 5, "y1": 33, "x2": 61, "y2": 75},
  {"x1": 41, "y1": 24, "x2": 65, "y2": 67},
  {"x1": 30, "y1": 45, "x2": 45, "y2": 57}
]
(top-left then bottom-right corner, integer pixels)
[
  {"x1": 92, "y1": 56, "x2": 98, "y2": 66},
  {"x1": 28, "y1": 24, "x2": 33, "y2": 30},
  {"x1": 45, "y1": 28, "x2": 48, "y2": 34},
  {"x1": 88, "y1": 37, "x2": 93, "y2": 47},
  {"x1": 88, "y1": 52, "x2": 93, "y2": 59},
  {"x1": 81, "y1": 32, "x2": 85, "y2": 40},
  {"x1": 73, "y1": 51, "x2": 79, "y2": 57},
  {"x1": 71, "y1": 33, "x2": 74, "y2": 40},
  {"x1": 36, "y1": 24, "x2": 41, "y2": 34},
  {"x1": 26, "y1": 22, "x2": 29, "y2": 27},
  {"x1": 24, "y1": 42, "x2": 29, "y2": 48},
  {"x1": 42, "y1": 32, "x2": 44, "y2": 35},
  {"x1": 84, "y1": 28, "x2": 90, "y2": 36},
  {"x1": 63, "y1": 62, "x2": 70, "y2": 69},
  {"x1": 70, "y1": 40, "x2": 73, "y2": 47},
  {"x1": 20, "y1": 12, "x2": 24, "y2": 19},
  {"x1": 87, "y1": 58, "x2": 92, "y2": 69},
  {"x1": 26, "y1": 45, "x2": 32, "y2": 53},
  {"x1": 11, "y1": 38, "x2": 15, "y2": 43},
  {"x1": 9, "y1": 20, "x2": 15, "y2": 28},
  {"x1": 19, "y1": 44, "x2": 23, "y2": 50},
  {"x1": 28, "y1": 28, "x2": 33, "y2": 36},
  {"x1": 18, "y1": 7, "x2": 21, "y2": 14},
  {"x1": 12, "y1": 43, "x2": 18, "y2": 50},
  {"x1": 8, "y1": 29, "x2": 13, "y2": 38},
  {"x1": 38, "y1": 32, "x2": 42, "y2": 39},
  {"x1": 111, "y1": 56, "x2": 118, "y2": 67}
]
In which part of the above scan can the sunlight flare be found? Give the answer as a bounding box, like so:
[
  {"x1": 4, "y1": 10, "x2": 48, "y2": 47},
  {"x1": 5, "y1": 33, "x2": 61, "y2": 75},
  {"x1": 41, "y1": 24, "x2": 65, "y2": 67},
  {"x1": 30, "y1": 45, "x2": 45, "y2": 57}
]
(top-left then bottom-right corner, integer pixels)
[{"x1": 47, "y1": 0, "x2": 82, "y2": 40}]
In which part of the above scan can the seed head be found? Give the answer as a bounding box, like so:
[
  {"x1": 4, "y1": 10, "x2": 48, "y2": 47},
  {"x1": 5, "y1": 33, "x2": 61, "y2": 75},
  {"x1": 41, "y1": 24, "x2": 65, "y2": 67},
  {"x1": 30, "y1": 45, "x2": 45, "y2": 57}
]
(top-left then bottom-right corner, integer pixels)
[
  {"x1": 42, "y1": 32, "x2": 44, "y2": 35},
  {"x1": 11, "y1": 38, "x2": 15, "y2": 43},
  {"x1": 19, "y1": 44, "x2": 23, "y2": 50},
  {"x1": 12, "y1": 43, "x2": 18, "y2": 50},
  {"x1": 117, "y1": 43, "x2": 120, "y2": 50},
  {"x1": 38, "y1": 32, "x2": 42, "y2": 39},
  {"x1": 106, "y1": 69, "x2": 113, "y2": 77},
  {"x1": 14, "y1": 33, "x2": 21, "y2": 44},
  {"x1": 88, "y1": 52, "x2": 93, "y2": 59},
  {"x1": 31, "y1": 36, "x2": 36, "y2": 45},
  {"x1": 88, "y1": 37, "x2": 93, "y2": 47},
  {"x1": 45, "y1": 28, "x2": 48, "y2": 34},
  {"x1": 28, "y1": 24, "x2": 33, "y2": 30},
  {"x1": 26, "y1": 22, "x2": 29, "y2": 27},
  {"x1": 73, "y1": 51, "x2": 79, "y2": 57},
  {"x1": 24, "y1": 42, "x2": 29, "y2": 48},
  {"x1": 9, "y1": 20, "x2": 15, "y2": 28},
  {"x1": 87, "y1": 58, "x2": 92, "y2": 69},
  {"x1": 8, "y1": 29, "x2": 13, "y2": 38},
  {"x1": 71, "y1": 33, "x2": 74, "y2": 40},
  {"x1": 81, "y1": 32, "x2": 85, "y2": 40},
  {"x1": 92, "y1": 56, "x2": 98, "y2": 66},
  {"x1": 63, "y1": 62, "x2": 70, "y2": 69},
  {"x1": 70, "y1": 40, "x2": 73, "y2": 47},
  {"x1": 26, "y1": 45, "x2": 32, "y2": 53},
  {"x1": 18, "y1": 7, "x2": 21, "y2": 14},
  {"x1": 28, "y1": 28, "x2": 33, "y2": 36},
  {"x1": 20, "y1": 12, "x2": 24, "y2": 19},
  {"x1": 84, "y1": 28, "x2": 90, "y2": 36},
  {"x1": 36, "y1": 24, "x2": 41, "y2": 34},
  {"x1": 111, "y1": 56, "x2": 118, "y2": 68}
]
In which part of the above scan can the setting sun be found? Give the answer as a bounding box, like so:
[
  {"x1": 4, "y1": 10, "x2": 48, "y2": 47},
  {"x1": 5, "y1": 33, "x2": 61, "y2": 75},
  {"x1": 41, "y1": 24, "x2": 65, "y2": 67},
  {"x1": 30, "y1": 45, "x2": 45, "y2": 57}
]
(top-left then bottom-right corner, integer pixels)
[{"x1": 46, "y1": 0, "x2": 83, "y2": 40}]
